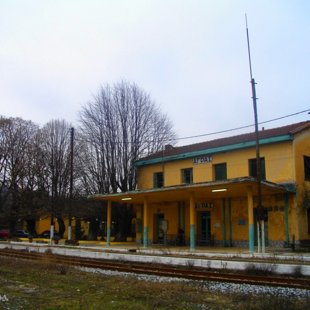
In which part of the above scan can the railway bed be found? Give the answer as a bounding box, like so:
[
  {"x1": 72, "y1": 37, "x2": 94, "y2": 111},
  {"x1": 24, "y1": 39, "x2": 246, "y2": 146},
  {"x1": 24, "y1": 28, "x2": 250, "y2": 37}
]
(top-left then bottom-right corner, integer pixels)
[{"x1": 1, "y1": 242, "x2": 310, "y2": 290}]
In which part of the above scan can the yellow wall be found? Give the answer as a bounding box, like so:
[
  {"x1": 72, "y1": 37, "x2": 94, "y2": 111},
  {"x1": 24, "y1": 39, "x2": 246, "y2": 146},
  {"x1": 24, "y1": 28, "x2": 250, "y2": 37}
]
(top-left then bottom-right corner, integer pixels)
[
  {"x1": 35, "y1": 217, "x2": 89, "y2": 239},
  {"x1": 36, "y1": 217, "x2": 65, "y2": 236},
  {"x1": 138, "y1": 141, "x2": 295, "y2": 190},
  {"x1": 36, "y1": 216, "x2": 53, "y2": 235},
  {"x1": 231, "y1": 198, "x2": 248, "y2": 241},
  {"x1": 139, "y1": 196, "x2": 290, "y2": 244},
  {"x1": 292, "y1": 128, "x2": 310, "y2": 239}
]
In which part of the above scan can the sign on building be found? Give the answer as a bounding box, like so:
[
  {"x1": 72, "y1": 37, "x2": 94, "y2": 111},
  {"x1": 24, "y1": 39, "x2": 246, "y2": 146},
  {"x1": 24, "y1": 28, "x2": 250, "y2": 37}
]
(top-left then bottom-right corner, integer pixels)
[{"x1": 193, "y1": 156, "x2": 213, "y2": 165}]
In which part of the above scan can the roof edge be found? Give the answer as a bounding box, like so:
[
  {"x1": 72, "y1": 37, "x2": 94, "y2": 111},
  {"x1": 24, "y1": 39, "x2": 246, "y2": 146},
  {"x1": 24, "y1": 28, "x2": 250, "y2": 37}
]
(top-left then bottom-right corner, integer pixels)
[
  {"x1": 89, "y1": 177, "x2": 290, "y2": 201},
  {"x1": 135, "y1": 134, "x2": 292, "y2": 167}
]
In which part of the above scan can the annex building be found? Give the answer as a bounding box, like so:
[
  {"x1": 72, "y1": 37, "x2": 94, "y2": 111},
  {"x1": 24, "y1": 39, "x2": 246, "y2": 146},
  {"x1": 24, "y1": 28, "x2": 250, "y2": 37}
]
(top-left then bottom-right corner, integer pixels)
[{"x1": 93, "y1": 121, "x2": 310, "y2": 251}]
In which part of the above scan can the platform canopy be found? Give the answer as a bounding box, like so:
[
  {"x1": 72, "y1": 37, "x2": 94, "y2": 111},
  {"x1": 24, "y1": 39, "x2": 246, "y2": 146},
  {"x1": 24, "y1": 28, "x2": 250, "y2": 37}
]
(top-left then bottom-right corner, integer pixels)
[{"x1": 91, "y1": 177, "x2": 294, "y2": 205}]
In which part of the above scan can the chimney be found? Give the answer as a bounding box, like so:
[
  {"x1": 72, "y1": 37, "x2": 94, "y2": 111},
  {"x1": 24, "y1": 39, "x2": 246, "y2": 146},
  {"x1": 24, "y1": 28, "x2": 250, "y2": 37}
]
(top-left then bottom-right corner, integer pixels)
[{"x1": 165, "y1": 144, "x2": 174, "y2": 151}]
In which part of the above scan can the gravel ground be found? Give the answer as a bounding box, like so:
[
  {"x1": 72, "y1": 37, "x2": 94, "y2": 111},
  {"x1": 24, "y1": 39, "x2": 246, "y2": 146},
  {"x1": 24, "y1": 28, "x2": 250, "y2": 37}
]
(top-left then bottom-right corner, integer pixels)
[{"x1": 79, "y1": 267, "x2": 310, "y2": 299}]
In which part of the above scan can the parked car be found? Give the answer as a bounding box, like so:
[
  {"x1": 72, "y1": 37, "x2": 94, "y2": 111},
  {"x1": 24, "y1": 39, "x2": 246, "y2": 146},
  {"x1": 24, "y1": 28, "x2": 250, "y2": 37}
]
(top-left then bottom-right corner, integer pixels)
[
  {"x1": 0, "y1": 229, "x2": 10, "y2": 239},
  {"x1": 38, "y1": 230, "x2": 60, "y2": 238},
  {"x1": 12, "y1": 230, "x2": 29, "y2": 238}
]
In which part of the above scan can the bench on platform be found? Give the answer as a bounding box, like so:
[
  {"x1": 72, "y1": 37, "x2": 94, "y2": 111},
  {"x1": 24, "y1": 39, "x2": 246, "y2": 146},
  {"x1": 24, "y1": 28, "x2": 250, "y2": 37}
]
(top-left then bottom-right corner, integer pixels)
[
  {"x1": 197, "y1": 235, "x2": 214, "y2": 246},
  {"x1": 299, "y1": 239, "x2": 310, "y2": 251}
]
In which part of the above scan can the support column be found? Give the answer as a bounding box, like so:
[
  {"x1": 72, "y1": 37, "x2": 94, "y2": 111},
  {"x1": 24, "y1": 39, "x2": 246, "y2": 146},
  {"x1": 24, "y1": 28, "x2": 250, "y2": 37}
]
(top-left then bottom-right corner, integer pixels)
[
  {"x1": 190, "y1": 192, "x2": 196, "y2": 251},
  {"x1": 247, "y1": 187, "x2": 255, "y2": 253},
  {"x1": 136, "y1": 205, "x2": 143, "y2": 244},
  {"x1": 261, "y1": 219, "x2": 265, "y2": 253},
  {"x1": 284, "y1": 193, "x2": 289, "y2": 246},
  {"x1": 106, "y1": 200, "x2": 112, "y2": 246},
  {"x1": 181, "y1": 202, "x2": 185, "y2": 229},
  {"x1": 177, "y1": 202, "x2": 186, "y2": 230},
  {"x1": 143, "y1": 197, "x2": 149, "y2": 248},
  {"x1": 228, "y1": 198, "x2": 232, "y2": 247},
  {"x1": 257, "y1": 221, "x2": 261, "y2": 253},
  {"x1": 222, "y1": 198, "x2": 227, "y2": 247},
  {"x1": 178, "y1": 203, "x2": 181, "y2": 228}
]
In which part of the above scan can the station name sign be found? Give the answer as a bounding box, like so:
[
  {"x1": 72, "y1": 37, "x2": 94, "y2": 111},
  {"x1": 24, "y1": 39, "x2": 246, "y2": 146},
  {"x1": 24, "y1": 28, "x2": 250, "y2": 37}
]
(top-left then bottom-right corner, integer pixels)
[
  {"x1": 193, "y1": 155, "x2": 213, "y2": 165},
  {"x1": 195, "y1": 202, "x2": 214, "y2": 209}
]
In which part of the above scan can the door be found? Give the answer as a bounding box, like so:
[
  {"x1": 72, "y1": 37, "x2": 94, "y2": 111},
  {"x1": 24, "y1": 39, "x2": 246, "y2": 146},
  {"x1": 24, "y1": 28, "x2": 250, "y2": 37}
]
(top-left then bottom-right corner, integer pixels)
[
  {"x1": 153, "y1": 213, "x2": 164, "y2": 244},
  {"x1": 254, "y1": 209, "x2": 269, "y2": 246},
  {"x1": 198, "y1": 211, "x2": 211, "y2": 245}
]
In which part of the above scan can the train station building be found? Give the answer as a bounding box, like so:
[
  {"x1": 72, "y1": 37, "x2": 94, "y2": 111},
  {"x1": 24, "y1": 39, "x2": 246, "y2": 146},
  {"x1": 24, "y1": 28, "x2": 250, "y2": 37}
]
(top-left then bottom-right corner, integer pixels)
[{"x1": 93, "y1": 121, "x2": 310, "y2": 251}]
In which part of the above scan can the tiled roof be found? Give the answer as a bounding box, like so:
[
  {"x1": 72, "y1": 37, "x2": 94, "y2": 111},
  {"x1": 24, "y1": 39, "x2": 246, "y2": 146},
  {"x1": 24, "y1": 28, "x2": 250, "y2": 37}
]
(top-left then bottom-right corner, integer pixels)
[{"x1": 140, "y1": 121, "x2": 310, "y2": 161}]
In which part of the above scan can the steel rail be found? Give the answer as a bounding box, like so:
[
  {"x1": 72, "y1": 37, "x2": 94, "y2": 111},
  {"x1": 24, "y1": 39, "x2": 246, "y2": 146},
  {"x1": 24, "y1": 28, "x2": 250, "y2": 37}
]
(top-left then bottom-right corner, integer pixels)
[{"x1": 0, "y1": 249, "x2": 309, "y2": 289}]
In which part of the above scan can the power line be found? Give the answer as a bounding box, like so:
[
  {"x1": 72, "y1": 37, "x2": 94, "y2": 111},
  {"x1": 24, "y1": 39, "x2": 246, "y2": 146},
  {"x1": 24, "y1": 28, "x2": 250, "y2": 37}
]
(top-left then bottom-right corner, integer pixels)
[
  {"x1": 171, "y1": 108, "x2": 310, "y2": 142},
  {"x1": 78, "y1": 108, "x2": 309, "y2": 145}
]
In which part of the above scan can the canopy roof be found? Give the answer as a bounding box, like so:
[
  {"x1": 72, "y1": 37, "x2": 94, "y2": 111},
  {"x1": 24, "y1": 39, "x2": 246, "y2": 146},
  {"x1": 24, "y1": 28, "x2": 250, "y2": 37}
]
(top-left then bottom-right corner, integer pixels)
[{"x1": 91, "y1": 177, "x2": 294, "y2": 205}]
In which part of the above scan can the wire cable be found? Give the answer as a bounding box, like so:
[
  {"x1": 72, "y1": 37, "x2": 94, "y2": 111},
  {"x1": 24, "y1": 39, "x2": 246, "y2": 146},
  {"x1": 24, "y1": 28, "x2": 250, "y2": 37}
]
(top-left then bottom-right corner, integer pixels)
[{"x1": 170, "y1": 108, "x2": 310, "y2": 142}]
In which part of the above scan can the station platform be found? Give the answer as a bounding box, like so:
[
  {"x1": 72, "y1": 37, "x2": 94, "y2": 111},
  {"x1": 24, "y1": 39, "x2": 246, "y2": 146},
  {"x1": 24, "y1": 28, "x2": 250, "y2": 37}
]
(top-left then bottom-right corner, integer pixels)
[
  {"x1": 4, "y1": 238, "x2": 310, "y2": 260},
  {"x1": 1, "y1": 240, "x2": 310, "y2": 276},
  {"x1": 73, "y1": 239, "x2": 310, "y2": 256}
]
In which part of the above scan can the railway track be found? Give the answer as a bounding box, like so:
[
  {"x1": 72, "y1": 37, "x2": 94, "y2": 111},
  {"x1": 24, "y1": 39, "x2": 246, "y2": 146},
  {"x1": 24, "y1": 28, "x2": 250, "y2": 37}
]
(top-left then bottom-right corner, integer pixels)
[{"x1": 0, "y1": 248, "x2": 309, "y2": 290}]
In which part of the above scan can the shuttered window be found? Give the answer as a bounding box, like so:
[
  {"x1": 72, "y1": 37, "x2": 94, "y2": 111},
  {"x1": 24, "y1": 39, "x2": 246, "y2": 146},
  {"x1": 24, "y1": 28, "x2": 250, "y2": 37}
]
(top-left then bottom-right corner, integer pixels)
[
  {"x1": 249, "y1": 158, "x2": 266, "y2": 180},
  {"x1": 153, "y1": 172, "x2": 164, "y2": 188},
  {"x1": 304, "y1": 156, "x2": 310, "y2": 181},
  {"x1": 181, "y1": 168, "x2": 193, "y2": 184},
  {"x1": 214, "y1": 163, "x2": 227, "y2": 181}
]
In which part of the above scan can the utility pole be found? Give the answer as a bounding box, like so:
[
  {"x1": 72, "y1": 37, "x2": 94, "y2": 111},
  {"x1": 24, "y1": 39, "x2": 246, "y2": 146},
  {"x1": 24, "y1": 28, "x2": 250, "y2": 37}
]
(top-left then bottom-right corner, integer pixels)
[
  {"x1": 50, "y1": 147, "x2": 55, "y2": 244},
  {"x1": 246, "y1": 15, "x2": 265, "y2": 253},
  {"x1": 68, "y1": 127, "x2": 74, "y2": 240}
]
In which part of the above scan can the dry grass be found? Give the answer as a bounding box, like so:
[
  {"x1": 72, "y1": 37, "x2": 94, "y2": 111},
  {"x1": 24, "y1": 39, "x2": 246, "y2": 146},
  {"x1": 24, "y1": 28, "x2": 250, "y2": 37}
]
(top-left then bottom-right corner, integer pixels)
[{"x1": 0, "y1": 256, "x2": 309, "y2": 309}]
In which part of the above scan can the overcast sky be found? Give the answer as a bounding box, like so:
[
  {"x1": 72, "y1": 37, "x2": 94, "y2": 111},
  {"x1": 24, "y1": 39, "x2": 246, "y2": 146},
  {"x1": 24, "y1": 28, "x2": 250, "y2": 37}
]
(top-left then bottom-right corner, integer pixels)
[{"x1": 1, "y1": 0, "x2": 309, "y2": 145}]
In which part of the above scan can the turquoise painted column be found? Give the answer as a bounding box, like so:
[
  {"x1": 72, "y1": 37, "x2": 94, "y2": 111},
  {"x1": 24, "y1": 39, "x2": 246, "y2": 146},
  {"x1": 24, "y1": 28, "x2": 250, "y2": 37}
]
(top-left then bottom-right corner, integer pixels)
[
  {"x1": 247, "y1": 187, "x2": 254, "y2": 253},
  {"x1": 178, "y1": 203, "x2": 181, "y2": 228},
  {"x1": 222, "y1": 198, "x2": 226, "y2": 247},
  {"x1": 284, "y1": 193, "x2": 289, "y2": 246},
  {"x1": 178, "y1": 202, "x2": 186, "y2": 230},
  {"x1": 228, "y1": 198, "x2": 232, "y2": 247},
  {"x1": 143, "y1": 197, "x2": 149, "y2": 248},
  {"x1": 190, "y1": 192, "x2": 196, "y2": 251},
  {"x1": 139, "y1": 205, "x2": 143, "y2": 244},
  {"x1": 106, "y1": 200, "x2": 112, "y2": 246},
  {"x1": 182, "y1": 203, "x2": 185, "y2": 229}
]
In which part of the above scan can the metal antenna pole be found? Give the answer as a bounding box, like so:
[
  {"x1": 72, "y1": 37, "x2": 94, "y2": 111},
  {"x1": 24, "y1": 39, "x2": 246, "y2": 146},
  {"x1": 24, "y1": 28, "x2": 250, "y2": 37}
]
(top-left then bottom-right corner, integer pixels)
[
  {"x1": 50, "y1": 146, "x2": 55, "y2": 244},
  {"x1": 245, "y1": 14, "x2": 264, "y2": 253},
  {"x1": 68, "y1": 127, "x2": 74, "y2": 240}
]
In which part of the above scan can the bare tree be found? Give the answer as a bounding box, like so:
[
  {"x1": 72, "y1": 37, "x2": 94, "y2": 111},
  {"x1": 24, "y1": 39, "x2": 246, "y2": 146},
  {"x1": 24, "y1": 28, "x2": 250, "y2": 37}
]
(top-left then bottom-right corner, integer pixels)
[
  {"x1": 40, "y1": 119, "x2": 73, "y2": 237},
  {"x1": 79, "y1": 81, "x2": 176, "y2": 194},
  {"x1": 18, "y1": 128, "x2": 51, "y2": 235},
  {"x1": 0, "y1": 116, "x2": 104, "y2": 238},
  {"x1": 0, "y1": 117, "x2": 39, "y2": 231},
  {"x1": 78, "y1": 81, "x2": 176, "y2": 239}
]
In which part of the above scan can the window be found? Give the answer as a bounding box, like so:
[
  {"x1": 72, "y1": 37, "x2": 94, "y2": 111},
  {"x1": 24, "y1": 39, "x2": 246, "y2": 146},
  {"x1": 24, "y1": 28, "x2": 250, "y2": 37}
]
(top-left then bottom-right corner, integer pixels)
[
  {"x1": 304, "y1": 156, "x2": 310, "y2": 181},
  {"x1": 214, "y1": 163, "x2": 227, "y2": 181},
  {"x1": 181, "y1": 168, "x2": 193, "y2": 184},
  {"x1": 249, "y1": 157, "x2": 266, "y2": 180},
  {"x1": 153, "y1": 172, "x2": 164, "y2": 188}
]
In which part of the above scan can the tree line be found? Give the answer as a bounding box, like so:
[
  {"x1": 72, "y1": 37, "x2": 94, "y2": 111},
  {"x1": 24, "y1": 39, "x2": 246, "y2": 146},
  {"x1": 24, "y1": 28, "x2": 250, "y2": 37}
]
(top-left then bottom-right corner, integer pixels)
[{"x1": 0, "y1": 81, "x2": 176, "y2": 240}]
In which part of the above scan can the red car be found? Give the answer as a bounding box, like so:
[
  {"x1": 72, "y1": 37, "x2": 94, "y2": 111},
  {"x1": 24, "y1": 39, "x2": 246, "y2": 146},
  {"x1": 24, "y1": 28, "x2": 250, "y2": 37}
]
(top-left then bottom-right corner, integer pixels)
[{"x1": 0, "y1": 229, "x2": 10, "y2": 239}]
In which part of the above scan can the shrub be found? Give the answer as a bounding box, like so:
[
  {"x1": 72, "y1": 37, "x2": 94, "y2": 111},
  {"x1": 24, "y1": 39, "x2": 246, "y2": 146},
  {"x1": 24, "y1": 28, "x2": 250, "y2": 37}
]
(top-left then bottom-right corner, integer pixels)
[
  {"x1": 65, "y1": 239, "x2": 79, "y2": 246},
  {"x1": 245, "y1": 263, "x2": 275, "y2": 276}
]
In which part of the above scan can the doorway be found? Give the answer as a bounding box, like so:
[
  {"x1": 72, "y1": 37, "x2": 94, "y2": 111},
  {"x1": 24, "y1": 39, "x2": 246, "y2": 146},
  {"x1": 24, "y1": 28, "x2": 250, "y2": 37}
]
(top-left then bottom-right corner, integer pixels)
[
  {"x1": 198, "y1": 211, "x2": 212, "y2": 245},
  {"x1": 153, "y1": 213, "x2": 165, "y2": 244},
  {"x1": 254, "y1": 209, "x2": 269, "y2": 246}
]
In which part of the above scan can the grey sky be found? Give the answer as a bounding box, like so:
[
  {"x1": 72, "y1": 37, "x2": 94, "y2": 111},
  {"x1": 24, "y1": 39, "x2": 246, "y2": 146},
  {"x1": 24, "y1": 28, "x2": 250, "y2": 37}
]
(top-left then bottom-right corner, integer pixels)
[{"x1": 1, "y1": 0, "x2": 309, "y2": 145}]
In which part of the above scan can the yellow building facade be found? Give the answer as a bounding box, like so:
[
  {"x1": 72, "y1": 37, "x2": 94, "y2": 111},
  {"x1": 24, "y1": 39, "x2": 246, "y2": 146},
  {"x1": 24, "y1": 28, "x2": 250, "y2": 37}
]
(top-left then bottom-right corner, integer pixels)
[{"x1": 94, "y1": 121, "x2": 310, "y2": 251}]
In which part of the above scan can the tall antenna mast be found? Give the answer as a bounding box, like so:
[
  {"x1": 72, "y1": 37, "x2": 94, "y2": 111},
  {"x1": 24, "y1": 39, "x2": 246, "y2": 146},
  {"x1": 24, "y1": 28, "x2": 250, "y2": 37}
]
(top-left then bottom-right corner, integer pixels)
[
  {"x1": 246, "y1": 15, "x2": 253, "y2": 80},
  {"x1": 245, "y1": 14, "x2": 264, "y2": 254}
]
